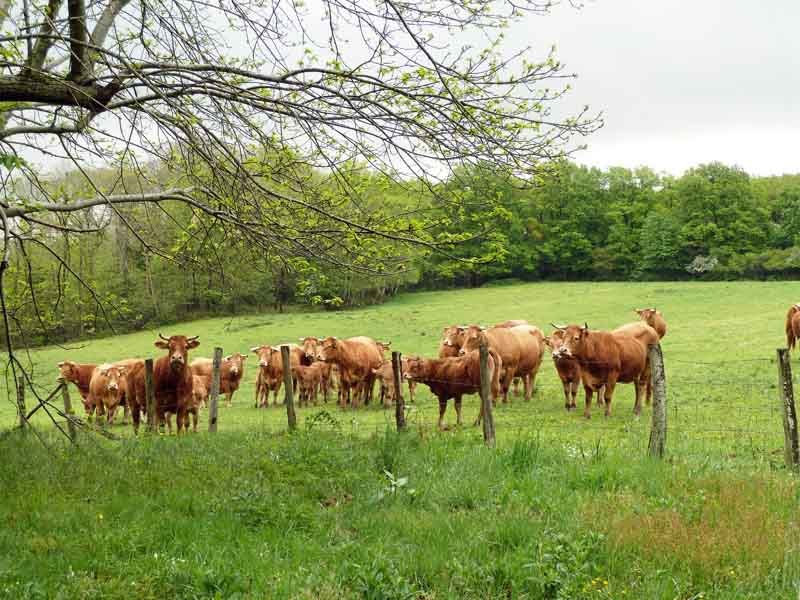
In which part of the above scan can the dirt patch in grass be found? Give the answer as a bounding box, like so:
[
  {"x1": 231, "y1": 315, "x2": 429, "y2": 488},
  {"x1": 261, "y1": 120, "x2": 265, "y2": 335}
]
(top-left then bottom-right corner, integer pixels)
[{"x1": 587, "y1": 475, "x2": 799, "y2": 580}]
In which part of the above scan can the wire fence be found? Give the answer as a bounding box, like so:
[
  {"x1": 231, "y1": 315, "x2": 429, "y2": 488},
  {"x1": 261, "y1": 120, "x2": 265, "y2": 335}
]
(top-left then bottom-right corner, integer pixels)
[{"x1": 2, "y1": 347, "x2": 795, "y2": 471}]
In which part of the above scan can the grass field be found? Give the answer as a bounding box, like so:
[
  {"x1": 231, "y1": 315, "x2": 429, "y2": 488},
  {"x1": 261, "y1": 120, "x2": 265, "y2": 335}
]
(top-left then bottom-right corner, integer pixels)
[{"x1": 2, "y1": 281, "x2": 800, "y2": 598}]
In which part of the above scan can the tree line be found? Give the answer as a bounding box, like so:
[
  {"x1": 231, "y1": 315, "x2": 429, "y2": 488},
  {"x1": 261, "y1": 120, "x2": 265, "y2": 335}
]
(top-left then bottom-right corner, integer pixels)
[{"x1": 5, "y1": 159, "x2": 799, "y2": 345}]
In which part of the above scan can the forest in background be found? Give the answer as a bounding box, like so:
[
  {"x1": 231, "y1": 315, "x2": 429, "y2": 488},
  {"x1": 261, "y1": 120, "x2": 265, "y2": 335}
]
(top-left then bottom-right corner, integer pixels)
[{"x1": 7, "y1": 158, "x2": 800, "y2": 345}]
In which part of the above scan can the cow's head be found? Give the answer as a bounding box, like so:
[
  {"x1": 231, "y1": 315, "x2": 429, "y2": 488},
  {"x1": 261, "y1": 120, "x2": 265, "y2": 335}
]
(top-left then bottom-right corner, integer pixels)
[
  {"x1": 441, "y1": 325, "x2": 468, "y2": 350},
  {"x1": 317, "y1": 337, "x2": 340, "y2": 362},
  {"x1": 57, "y1": 360, "x2": 79, "y2": 383},
  {"x1": 458, "y1": 325, "x2": 487, "y2": 355},
  {"x1": 223, "y1": 352, "x2": 247, "y2": 375},
  {"x1": 555, "y1": 323, "x2": 589, "y2": 359},
  {"x1": 155, "y1": 334, "x2": 199, "y2": 370},
  {"x1": 251, "y1": 345, "x2": 278, "y2": 368},
  {"x1": 401, "y1": 356, "x2": 425, "y2": 381},
  {"x1": 98, "y1": 364, "x2": 127, "y2": 392},
  {"x1": 635, "y1": 307, "x2": 660, "y2": 326},
  {"x1": 299, "y1": 337, "x2": 320, "y2": 361},
  {"x1": 545, "y1": 327, "x2": 569, "y2": 359}
]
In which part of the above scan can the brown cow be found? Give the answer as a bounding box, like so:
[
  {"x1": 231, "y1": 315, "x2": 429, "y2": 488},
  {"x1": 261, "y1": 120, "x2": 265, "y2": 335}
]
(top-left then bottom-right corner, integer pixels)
[
  {"x1": 316, "y1": 336, "x2": 383, "y2": 408},
  {"x1": 192, "y1": 374, "x2": 210, "y2": 409},
  {"x1": 786, "y1": 304, "x2": 800, "y2": 351},
  {"x1": 190, "y1": 353, "x2": 247, "y2": 408},
  {"x1": 440, "y1": 325, "x2": 467, "y2": 358},
  {"x1": 556, "y1": 323, "x2": 650, "y2": 419},
  {"x1": 507, "y1": 324, "x2": 545, "y2": 401},
  {"x1": 494, "y1": 319, "x2": 529, "y2": 329},
  {"x1": 635, "y1": 308, "x2": 667, "y2": 339},
  {"x1": 57, "y1": 361, "x2": 98, "y2": 418},
  {"x1": 613, "y1": 321, "x2": 660, "y2": 404},
  {"x1": 402, "y1": 348, "x2": 501, "y2": 429},
  {"x1": 372, "y1": 358, "x2": 417, "y2": 406},
  {"x1": 459, "y1": 325, "x2": 521, "y2": 403},
  {"x1": 544, "y1": 329, "x2": 582, "y2": 410},
  {"x1": 127, "y1": 334, "x2": 199, "y2": 434},
  {"x1": 292, "y1": 364, "x2": 322, "y2": 406},
  {"x1": 252, "y1": 344, "x2": 304, "y2": 407},
  {"x1": 88, "y1": 364, "x2": 128, "y2": 425}
]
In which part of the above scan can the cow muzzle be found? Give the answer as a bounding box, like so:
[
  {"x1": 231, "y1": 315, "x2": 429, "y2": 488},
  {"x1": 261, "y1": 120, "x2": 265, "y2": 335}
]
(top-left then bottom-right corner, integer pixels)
[
  {"x1": 259, "y1": 360, "x2": 268, "y2": 367},
  {"x1": 108, "y1": 382, "x2": 118, "y2": 391},
  {"x1": 170, "y1": 355, "x2": 185, "y2": 368}
]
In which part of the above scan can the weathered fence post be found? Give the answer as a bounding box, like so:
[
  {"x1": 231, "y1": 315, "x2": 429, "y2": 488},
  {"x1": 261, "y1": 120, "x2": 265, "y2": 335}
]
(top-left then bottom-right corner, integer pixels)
[
  {"x1": 60, "y1": 381, "x2": 77, "y2": 442},
  {"x1": 144, "y1": 358, "x2": 156, "y2": 432},
  {"x1": 208, "y1": 347, "x2": 222, "y2": 433},
  {"x1": 479, "y1": 338, "x2": 495, "y2": 448},
  {"x1": 281, "y1": 345, "x2": 297, "y2": 431},
  {"x1": 648, "y1": 343, "x2": 667, "y2": 458},
  {"x1": 16, "y1": 376, "x2": 26, "y2": 431},
  {"x1": 776, "y1": 348, "x2": 799, "y2": 472},
  {"x1": 392, "y1": 351, "x2": 406, "y2": 432}
]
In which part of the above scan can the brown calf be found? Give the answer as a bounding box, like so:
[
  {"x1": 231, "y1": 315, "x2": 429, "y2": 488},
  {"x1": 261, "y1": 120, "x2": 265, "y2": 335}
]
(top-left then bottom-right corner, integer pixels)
[
  {"x1": 190, "y1": 353, "x2": 247, "y2": 408},
  {"x1": 316, "y1": 336, "x2": 383, "y2": 408},
  {"x1": 786, "y1": 304, "x2": 800, "y2": 351},
  {"x1": 545, "y1": 329, "x2": 582, "y2": 410},
  {"x1": 57, "y1": 361, "x2": 98, "y2": 417},
  {"x1": 292, "y1": 364, "x2": 322, "y2": 406},
  {"x1": 88, "y1": 364, "x2": 128, "y2": 425},
  {"x1": 634, "y1": 308, "x2": 667, "y2": 339},
  {"x1": 556, "y1": 324, "x2": 649, "y2": 419},
  {"x1": 459, "y1": 325, "x2": 521, "y2": 403},
  {"x1": 402, "y1": 349, "x2": 501, "y2": 429}
]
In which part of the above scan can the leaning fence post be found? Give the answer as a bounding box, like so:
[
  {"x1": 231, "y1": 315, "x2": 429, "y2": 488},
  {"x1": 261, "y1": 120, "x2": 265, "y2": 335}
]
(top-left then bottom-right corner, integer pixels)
[
  {"x1": 281, "y1": 345, "x2": 297, "y2": 431},
  {"x1": 391, "y1": 351, "x2": 406, "y2": 432},
  {"x1": 60, "y1": 381, "x2": 77, "y2": 443},
  {"x1": 479, "y1": 338, "x2": 495, "y2": 448},
  {"x1": 648, "y1": 343, "x2": 668, "y2": 459},
  {"x1": 208, "y1": 347, "x2": 222, "y2": 433},
  {"x1": 16, "y1": 376, "x2": 26, "y2": 431},
  {"x1": 145, "y1": 359, "x2": 156, "y2": 432},
  {"x1": 776, "y1": 348, "x2": 799, "y2": 472}
]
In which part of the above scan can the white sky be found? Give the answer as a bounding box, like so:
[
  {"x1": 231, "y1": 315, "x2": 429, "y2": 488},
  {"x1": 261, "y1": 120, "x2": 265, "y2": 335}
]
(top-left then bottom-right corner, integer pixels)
[{"x1": 517, "y1": 0, "x2": 800, "y2": 176}]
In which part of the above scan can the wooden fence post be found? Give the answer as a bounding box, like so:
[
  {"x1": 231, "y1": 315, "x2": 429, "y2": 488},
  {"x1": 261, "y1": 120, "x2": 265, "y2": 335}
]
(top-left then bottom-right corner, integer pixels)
[
  {"x1": 208, "y1": 347, "x2": 222, "y2": 433},
  {"x1": 16, "y1": 376, "x2": 26, "y2": 431},
  {"x1": 479, "y1": 338, "x2": 495, "y2": 448},
  {"x1": 777, "y1": 348, "x2": 799, "y2": 472},
  {"x1": 60, "y1": 381, "x2": 77, "y2": 443},
  {"x1": 648, "y1": 343, "x2": 667, "y2": 459},
  {"x1": 392, "y1": 351, "x2": 406, "y2": 432},
  {"x1": 281, "y1": 345, "x2": 297, "y2": 431},
  {"x1": 145, "y1": 359, "x2": 156, "y2": 432}
]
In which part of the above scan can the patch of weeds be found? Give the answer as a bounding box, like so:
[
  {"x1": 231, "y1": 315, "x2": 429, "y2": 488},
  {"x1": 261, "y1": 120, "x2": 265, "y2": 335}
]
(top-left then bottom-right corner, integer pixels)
[
  {"x1": 523, "y1": 530, "x2": 606, "y2": 599},
  {"x1": 343, "y1": 556, "x2": 421, "y2": 600},
  {"x1": 374, "y1": 428, "x2": 403, "y2": 474}
]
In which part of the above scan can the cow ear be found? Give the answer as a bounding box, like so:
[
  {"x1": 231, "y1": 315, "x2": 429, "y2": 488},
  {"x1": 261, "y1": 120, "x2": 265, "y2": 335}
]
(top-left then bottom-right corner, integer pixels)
[
  {"x1": 187, "y1": 339, "x2": 200, "y2": 349},
  {"x1": 223, "y1": 355, "x2": 232, "y2": 361},
  {"x1": 299, "y1": 338, "x2": 305, "y2": 342},
  {"x1": 57, "y1": 361, "x2": 65, "y2": 368},
  {"x1": 382, "y1": 341, "x2": 391, "y2": 347},
  {"x1": 118, "y1": 367, "x2": 127, "y2": 375},
  {"x1": 250, "y1": 346, "x2": 260, "y2": 354},
  {"x1": 155, "y1": 340, "x2": 169, "y2": 349}
]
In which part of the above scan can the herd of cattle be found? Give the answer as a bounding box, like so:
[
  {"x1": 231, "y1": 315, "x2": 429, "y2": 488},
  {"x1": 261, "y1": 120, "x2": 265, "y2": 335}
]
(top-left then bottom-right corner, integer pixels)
[{"x1": 55, "y1": 308, "x2": 674, "y2": 433}]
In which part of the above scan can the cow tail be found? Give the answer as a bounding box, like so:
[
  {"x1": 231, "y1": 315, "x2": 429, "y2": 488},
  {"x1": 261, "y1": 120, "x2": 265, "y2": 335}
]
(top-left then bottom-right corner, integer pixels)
[
  {"x1": 787, "y1": 307, "x2": 797, "y2": 351},
  {"x1": 489, "y1": 350, "x2": 502, "y2": 400}
]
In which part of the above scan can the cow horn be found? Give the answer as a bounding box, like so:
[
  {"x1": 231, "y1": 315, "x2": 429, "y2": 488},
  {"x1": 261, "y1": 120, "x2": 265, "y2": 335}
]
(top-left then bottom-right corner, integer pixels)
[
  {"x1": 583, "y1": 322, "x2": 589, "y2": 330},
  {"x1": 158, "y1": 333, "x2": 170, "y2": 341},
  {"x1": 250, "y1": 346, "x2": 260, "y2": 353},
  {"x1": 187, "y1": 335, "x2": 199, "y2": 341},
  {"x1": 550, "y1": 323, "x2": 566, "y2": 330}
]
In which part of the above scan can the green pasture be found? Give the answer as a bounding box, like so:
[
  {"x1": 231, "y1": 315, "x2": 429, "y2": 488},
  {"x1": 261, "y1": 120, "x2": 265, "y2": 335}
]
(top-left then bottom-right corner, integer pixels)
[
  {"x1": 2, "y1": 281, "x2": 800, "y2": 598},
  {"x1": 3, "y1": 280, "x2": 798, "y2": 464}
]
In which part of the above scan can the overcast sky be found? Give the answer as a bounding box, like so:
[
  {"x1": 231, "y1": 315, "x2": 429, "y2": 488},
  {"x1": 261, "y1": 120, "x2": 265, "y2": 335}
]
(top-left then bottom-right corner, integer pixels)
[{"x1": 515, "y1": 0, "x2": 800, "y2": 176}]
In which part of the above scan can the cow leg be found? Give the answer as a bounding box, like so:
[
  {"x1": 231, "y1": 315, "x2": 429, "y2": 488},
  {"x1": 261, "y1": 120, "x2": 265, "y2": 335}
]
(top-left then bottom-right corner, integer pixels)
[
  {"x1": 583, "y1": 385, "x2": 594, "y2": 419},
  {"x1": 454, "y1": 396, "x2": 463, "y2": 427},
  {"x1": 513, "y1": 377, "x2": 521, "y2": 397},
  {"x1": 437, "y1": 398, "x2": 447, "y2": 430},
  {"x1": 177, "y1": 407, "x2": 187, "y2": 434},
  {"x1": 501, "y1": 369, "x2": 514, "y2": 403},
  {"x1": 523, "y1": 373, "x2": 532, "y2": 402},
  {"x1": 562, "y1": 381, "x2": 572, "y2": 411},
  {"x1": 570, "y1": 380, "x2": 578, "y2": 410},
  {"x1": 408, "y1": 380, "x2": 416, "y2": 403},
  {"x1": 191, "y1": 410, "x2": 198, "y2": 432},
  {"x1": 226, "y1": 391, "x2": 233, "y2": 409},
  {"x1": 604, "y1": 378, "x2": 617, "y2": 418},
  {"x1": 131, "y1": 403, "x2": 141, "y2": 434}
]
